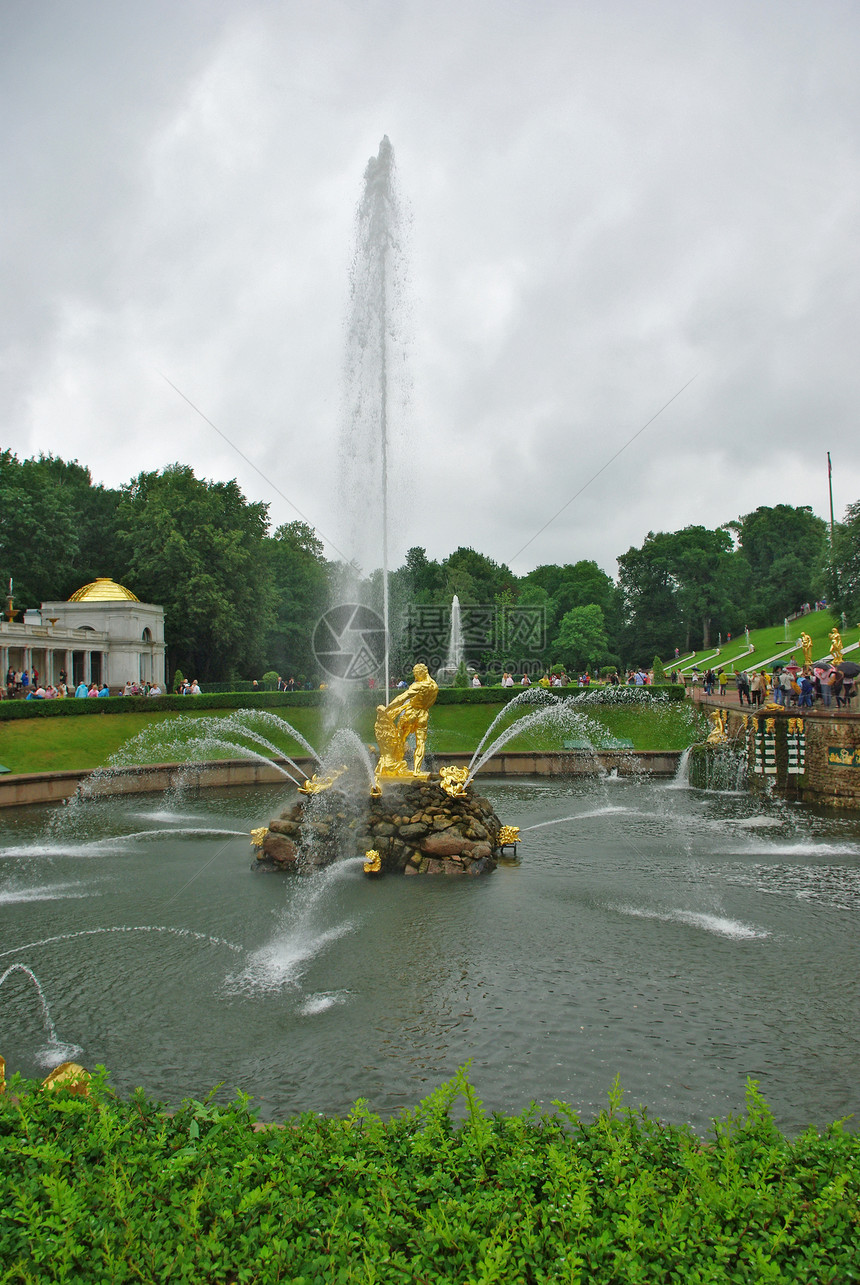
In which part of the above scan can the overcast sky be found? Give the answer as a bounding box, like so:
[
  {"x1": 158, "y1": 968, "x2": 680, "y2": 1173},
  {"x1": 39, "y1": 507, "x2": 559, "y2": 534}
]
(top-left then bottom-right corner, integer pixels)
[{"x1": 3, "y1": 0, "x2": 859, "y2": 580}]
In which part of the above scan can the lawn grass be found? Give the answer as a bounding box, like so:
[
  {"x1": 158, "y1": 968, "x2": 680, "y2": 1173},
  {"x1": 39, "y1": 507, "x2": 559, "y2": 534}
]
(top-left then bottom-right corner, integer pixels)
[
  {"x1": 0, "y1": 695, "x2": 705, "y2": 776},
  {"x1": 677, "y1": 609, "x2": 847, "y2": 674}
]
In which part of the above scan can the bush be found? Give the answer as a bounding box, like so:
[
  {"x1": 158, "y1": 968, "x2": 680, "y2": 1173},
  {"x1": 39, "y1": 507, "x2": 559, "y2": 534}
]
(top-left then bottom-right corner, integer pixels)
[
  {"x1": 1, "y1": 1066, "x2": 858, "y2": 1282},
  {"x1": 453, "y1": 661, "x2": 470, "y2": 688},
  {"x1": 652, "y1": 655, "x2": 666, "y2": 682},
  {"x1": 262, "y1": 670, "x2": 280, "y2": 691}
]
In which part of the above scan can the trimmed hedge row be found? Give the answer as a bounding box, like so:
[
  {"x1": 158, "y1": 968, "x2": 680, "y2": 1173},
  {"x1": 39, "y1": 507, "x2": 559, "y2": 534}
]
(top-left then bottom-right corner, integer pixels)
[{"x1": 0, "y1": 683, "x2": 685, "y2": 722}]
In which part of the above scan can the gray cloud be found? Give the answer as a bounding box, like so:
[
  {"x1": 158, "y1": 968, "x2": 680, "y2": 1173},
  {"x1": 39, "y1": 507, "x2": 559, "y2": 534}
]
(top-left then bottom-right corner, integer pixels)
[{"x1": 3, "y1": 0, "x2": 858, "y2": 579}]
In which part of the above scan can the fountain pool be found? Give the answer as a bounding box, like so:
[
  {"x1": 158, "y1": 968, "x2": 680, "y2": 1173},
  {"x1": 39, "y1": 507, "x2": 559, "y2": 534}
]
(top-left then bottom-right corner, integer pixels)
[{"x1": 1, "y1": 775, "x2": 859, "y2": 1132}]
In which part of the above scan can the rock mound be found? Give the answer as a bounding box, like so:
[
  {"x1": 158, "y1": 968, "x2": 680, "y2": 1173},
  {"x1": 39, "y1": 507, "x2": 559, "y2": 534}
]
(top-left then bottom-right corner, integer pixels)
[{"x1": 257, "y1": 776, "x2": 503, "y2": 876}]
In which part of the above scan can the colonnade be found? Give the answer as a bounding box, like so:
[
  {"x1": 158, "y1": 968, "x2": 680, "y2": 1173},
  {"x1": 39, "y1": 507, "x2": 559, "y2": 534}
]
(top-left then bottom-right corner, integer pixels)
[{"x1": 1, "y1": 643, "x2": 103, "y2": 688}]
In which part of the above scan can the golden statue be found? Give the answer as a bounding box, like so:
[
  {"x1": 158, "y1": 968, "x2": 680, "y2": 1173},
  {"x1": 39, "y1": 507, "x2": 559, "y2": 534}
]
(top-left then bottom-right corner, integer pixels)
[
  {"x1": 706, "y1": 709, "x2": 728, "y2": 744},
  {"x1": 439, "y1": 765, "x2": 469, "y2": 797},
  {"x1": 498, "y1": 825, "x2": 520, "y2": 847},
  {"x1": 298, "y1": 765, "x2": 348, "y2": 795},
  {"x1": 373, "y1": 663, "x2": 439, "y2": 787},
  {"x1": 250, "y1": 827, "x2": 268, "y2": 847},
  {"x1": 830, "y1": 627, "x2": 844, "y2": 664},
  {"x1": 363, "y1": 849, "x2": 382, "y2": 874},
  {"x1": 800, "y1": 632, "x2": 813, "y2": 665}
]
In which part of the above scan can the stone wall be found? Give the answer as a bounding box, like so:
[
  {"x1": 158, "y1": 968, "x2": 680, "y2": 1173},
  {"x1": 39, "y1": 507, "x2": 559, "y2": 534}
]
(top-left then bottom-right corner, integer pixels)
[{"x1": 708, "y1": 704, "x2": 860, "y2": 808}]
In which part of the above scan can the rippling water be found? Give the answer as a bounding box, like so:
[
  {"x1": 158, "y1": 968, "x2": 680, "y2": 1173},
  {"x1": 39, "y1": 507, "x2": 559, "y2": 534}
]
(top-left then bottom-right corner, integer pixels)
[{"x1": 1, "y1": 776, "x2": 859, "y2": 1133}]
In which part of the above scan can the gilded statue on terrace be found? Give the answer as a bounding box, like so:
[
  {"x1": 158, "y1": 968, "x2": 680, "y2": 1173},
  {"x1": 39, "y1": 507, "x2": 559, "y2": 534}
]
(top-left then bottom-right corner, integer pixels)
[
  {"x1": 829, "y1": 627, "x2": 844, "y2": 664},
  {"x1": 373, "y1": 662, "x2": 439, "y2": 787},
  {"x1": 800, "y1": 632, "x2": 813, "y2": 666}
]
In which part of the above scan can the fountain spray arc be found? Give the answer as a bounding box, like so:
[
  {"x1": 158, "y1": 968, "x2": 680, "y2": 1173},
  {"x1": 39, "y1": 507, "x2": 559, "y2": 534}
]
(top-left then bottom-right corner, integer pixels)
[{"x1": 339, "y1": 136, "x2": 407, "y2": 705}]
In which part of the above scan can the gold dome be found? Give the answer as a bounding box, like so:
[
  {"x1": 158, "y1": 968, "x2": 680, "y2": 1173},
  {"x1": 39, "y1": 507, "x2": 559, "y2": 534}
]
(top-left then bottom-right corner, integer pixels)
[{"x1": 68, "y1": 578, "x2": 140, "y2": 603}]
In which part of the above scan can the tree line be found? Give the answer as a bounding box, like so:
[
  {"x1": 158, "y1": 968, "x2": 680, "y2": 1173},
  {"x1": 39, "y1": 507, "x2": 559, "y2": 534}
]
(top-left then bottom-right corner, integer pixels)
[{"x1": 2, "y1": 450, "x2": 856, "y2": 682}]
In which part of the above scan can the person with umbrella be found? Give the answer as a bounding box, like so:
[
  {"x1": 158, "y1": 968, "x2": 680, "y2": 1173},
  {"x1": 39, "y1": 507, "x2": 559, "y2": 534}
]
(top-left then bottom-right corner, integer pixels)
[{"x1": 835, "y1": 660, "x2": 860, "y2": 707}]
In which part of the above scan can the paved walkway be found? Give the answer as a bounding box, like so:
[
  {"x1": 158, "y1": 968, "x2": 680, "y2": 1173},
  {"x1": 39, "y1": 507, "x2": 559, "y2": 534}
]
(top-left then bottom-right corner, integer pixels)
[{"x1": 689, "y1": 688, "x2": 858, "y2": 719}]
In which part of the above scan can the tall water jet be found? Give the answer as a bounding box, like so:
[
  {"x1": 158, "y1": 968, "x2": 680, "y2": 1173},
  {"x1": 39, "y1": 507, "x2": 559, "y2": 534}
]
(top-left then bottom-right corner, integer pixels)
[
  {"x1": 336, "y1": 137, "x2": 409, "y2": 707},
  {"x1": 447, "y1": 595, "x2": 464, "y2": 674}
]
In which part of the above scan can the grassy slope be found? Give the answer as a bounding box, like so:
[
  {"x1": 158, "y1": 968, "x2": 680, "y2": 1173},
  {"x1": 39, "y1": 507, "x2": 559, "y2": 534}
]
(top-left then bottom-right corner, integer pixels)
[
  {"x1": 676, "y1": 609, "x2": 848, "y2": 673},
  {"x1": 0, "y1": 698, "x2": 705, "y2": 775}
]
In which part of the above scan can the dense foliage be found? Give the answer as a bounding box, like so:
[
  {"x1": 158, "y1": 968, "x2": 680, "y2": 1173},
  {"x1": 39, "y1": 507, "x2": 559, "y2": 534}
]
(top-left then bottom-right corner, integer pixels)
[
  {"x1": 1, "y1": 1066, "x2": 858, "y2": 1283},
  {"x1": 1, "y1": 451, "x2": 847, "y2": 681}
]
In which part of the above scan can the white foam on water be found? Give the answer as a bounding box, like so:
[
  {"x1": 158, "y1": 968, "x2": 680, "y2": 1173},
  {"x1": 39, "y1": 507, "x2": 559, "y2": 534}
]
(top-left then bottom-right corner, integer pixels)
[
  {"x1": 34, "y1": 1040, "x2": 85, "y2": 1069},
  {"x1": 729, "y1": 841, "x2": 858, "y2": 858},
  {"x1": 227, "y1": 921, "x2": 354, "y2": 995},
  {"x1": 614, "y1": 903, "x2": 769, "y2": 940},
  {"x1": 300, "y1": 991, "x2": 351, "y2": 1016},
  {"x1": 0, "y1": 881, "x2": 91, "y2": 905}
]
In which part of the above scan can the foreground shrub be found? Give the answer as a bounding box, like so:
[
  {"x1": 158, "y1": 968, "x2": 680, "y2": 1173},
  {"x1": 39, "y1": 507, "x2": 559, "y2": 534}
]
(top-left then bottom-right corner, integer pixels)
[{"x1": 0, "y1": 1067, "x2": 857, "y2": 1283}]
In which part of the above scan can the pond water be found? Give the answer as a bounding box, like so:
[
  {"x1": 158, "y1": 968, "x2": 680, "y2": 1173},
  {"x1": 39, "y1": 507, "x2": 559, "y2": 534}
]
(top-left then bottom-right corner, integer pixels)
[{"x1": 1, "y1": 774, "x2": 859, "y2": 1133}]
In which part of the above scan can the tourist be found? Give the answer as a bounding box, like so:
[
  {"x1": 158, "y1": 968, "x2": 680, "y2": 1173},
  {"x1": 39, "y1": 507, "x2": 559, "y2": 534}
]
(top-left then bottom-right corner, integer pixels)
[
  {"x1": 520, "y1": 672, "x2": 531, "y2": 686},
  {"x1": 148, "y1": 683, "x2": 162, "y2": 696},
  {"x1": 798, "y1": 671, "x2": 814, "y2": 708},
  {"x1": 98, "y1": 683, "x2": 110, "y2": 697},
  {"x1": 471, "y1": 673, "x2": 482, "y2": 687},
  {"x1": 780, "y1": 668, "x2": 797, "y2": 708},
  {"x1": 74, "y1": 680, "x2": 89, "y2": 698},
  {"x1": 718, "y1": 669, "x2": 728, "y2": 697},
  {"x1": 735, "y1": 671, "x2": 751, "y2": 705},
  {"x1": 833, "y1": 672, "x2": 846, "y2": 707},
  {"x1": 750, "y1": 671, "x2": 764, "y2": 707},
  {"x1": 820, "y1": 669, "x2": 833, "y2": 708},
  {"x1": 189, "y1": 679, "x2": 202, "y2": 694},
  {"x1": 287, "y1": 677, "x2": 295, "y2": 691},
  {"x1": 502, "y1": 672, "x2": 514, "y2": 687},
  {"x1": 843, "y1": 675, "x2": 856, "y2": 708},
  {"x1": 87, "y1": 683, "x2": 99, "y2": 697}
]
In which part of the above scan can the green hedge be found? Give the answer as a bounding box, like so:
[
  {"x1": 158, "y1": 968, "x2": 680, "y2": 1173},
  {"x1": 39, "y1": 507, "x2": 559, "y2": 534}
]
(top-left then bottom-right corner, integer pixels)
[
  {"x1": 1, "y1": 1066, "x2": 857, "y2": 1283},
  {"x1": 0, "y1": 683, "x2": 686, "y2": 722}
]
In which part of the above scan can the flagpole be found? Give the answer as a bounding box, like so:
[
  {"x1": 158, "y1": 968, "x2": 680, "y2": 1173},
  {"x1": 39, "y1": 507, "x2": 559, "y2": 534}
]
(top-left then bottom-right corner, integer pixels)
[{"x1": 827, "y1": 451, "x2": 835, "y2": 541}]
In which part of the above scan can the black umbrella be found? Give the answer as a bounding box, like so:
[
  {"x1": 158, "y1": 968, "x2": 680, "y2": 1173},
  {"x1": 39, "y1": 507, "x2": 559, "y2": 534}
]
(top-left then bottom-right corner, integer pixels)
[{"x1": 834, "y1": 660, "x2": 860, "y2": 678}]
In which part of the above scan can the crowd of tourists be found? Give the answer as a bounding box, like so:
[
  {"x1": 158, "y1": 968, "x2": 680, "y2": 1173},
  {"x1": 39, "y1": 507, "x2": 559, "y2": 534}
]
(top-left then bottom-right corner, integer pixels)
[
  {"x1": 2, "y1": 669, "x2": 179, "y2": 700},
  {"x1": 690, "y1": 663, "x2": 855, "y2": 710}
]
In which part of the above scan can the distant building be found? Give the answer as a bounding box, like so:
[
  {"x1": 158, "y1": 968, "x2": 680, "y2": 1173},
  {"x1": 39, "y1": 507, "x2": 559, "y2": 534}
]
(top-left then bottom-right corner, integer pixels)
[{"x1": 1, "y1": 579, "x2": 166, "y2": 691}]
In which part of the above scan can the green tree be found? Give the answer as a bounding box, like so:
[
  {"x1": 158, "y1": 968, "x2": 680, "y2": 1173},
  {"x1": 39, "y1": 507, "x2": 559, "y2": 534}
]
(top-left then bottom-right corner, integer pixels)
[
  {"x1": 265, "y1": 521, "x2": 330, "y2": 683},
  {"x1": 0, "y1": 452, "x2": 122, "y2": 608},
  {"x1": 829, "y1": 500, "x2": 860, "y2": 625},
  {"x1": 441, "y1": 547, "x2": 515, "y2": 604},
  {"x1": 403, "y1": 546, "x2": 444, "y2": 602},
  {"x1": 116, "y1": 465, "x2": 275, "y2": 682},
  {"x1": 731, "y1": 504, "x2": 827, "y2": 625},
  {"x1": 618, "y1": 526, "x2": 750, "y2": 659},
  {"x1": 553, "y1": 604, "x2": 610, "y2": 672}
]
